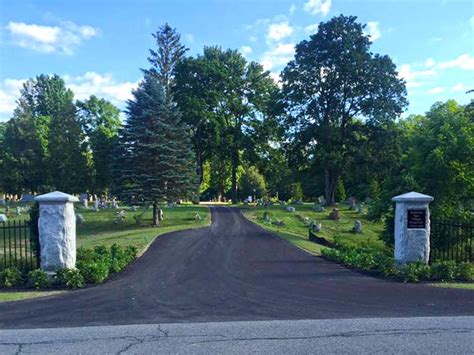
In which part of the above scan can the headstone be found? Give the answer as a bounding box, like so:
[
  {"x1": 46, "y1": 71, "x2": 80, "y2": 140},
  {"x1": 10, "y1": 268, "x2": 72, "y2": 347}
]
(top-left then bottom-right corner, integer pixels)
[
  {"x1": 302, "y1": 216, "x2": 310, "y2": 224},
  {"x1": 314, "y1": 205, "x2": 325, "y2": 212},
  {"x1": 328, "y1": 208, "x2": 340, "y2": 220},
  {"x1": 115, "y1": 209, "x2": 125, "y2": 224},
  {"x1": 79, "y1": 193, "x2": 88, "y2": 203},
  {"x1": 273, "y1": 219, "x2": 284, "y2": 226},
  {"x1": 353, "y1": 220, "x2": 362, "y2": 233},
  {"x1": 111, "y1": 199, "x2": 118, "y2": 209},
  {"x1": 82, "y1": 199, "x2": 88, "y2": 208},
  {"x1": 15, "y1": 206, "x2": 21, "y2": 216},
  {"x1": 194, "y1": 213, "x2": 202, "y2": 222},
  {"x1": 35, "y1": 191, "x2": 78, "y2": 271},
  {"x1": 20, "y1": 194, "x2": 35, "y2": 203},
  {"x1": 76, "y1": 213, "x2": 84, "y2": 224},
  {"x1": 348, "y1": 197, "x2": 357, "y2": 210},
  {"x1": 392, "y1": 192, "x2": 433, "y2": 265},
  {"x1": 318, "y1": 196, "x2": 326, "y2": 205},
  {"x1": 94, "y1": 200, "x2": 100, "y2": 211},
  {"x1": 285, "y1": 206, "x2": 296, "y2": 212},
  {"x1": 0, "y1": 214, "x2": 7, "y2": 223},
  {"x1": 263, "y1": 211, "x2": 271, "y2": 222},
  {"x1": 294, "y1": 200, "x2": 303, "y2": 205},
  {"x1": 357, "y1": 204, "x2": 366, "y2": 214},
  {"x1": 0, "y1": 198, "x2": 5, "y2": 206},
  {"x1": 159, "y1": 209, "x2": 164, "y2": 221},
  {"x1": 310, "y1": 221, "x2": 322, "y2": 233}
]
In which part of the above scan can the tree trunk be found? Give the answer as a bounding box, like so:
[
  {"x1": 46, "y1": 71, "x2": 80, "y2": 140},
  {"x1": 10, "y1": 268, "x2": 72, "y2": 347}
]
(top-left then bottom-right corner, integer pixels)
[
  {"x1": 152, "y1": 201, "x2": 160, "y2": 227},
  {"x1": 324, "y1": 168, "x2": 337, "y2": 206}
]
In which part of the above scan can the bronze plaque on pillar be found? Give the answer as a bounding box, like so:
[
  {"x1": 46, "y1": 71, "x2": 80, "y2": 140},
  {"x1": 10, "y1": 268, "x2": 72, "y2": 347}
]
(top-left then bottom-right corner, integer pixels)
[{"x1": 407, "y1": 209, "x2": 426, "y2": 229}]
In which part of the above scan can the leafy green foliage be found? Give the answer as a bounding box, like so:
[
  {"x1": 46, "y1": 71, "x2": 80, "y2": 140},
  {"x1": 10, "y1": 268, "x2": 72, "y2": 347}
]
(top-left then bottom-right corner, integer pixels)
[
  {"x1": 0, "y1": 267, "x2": 23, "y2": 287},
  {"x1": 27, "y1": 269, "x2": 50, "y2": 289},
  {"x1": 281, "y1": 15, "x2": 407, "y2": 205},
  {"x1": 54, "y1": 268, "x2": 84, "y2": 289},
  {"x1": 75, "y1": 244, "x2": 138, "y2": 284},
  {"x1": 322, "y1": 246, "x2": 471, "y2": 283},
  {"x1": 239, "y1": 166, "x2": 267, "y2": 199},
  {"x1": 77, "y1": 96, "x2": 121, "y2": 195},
  {"x1": 173, "y1": 46, "x2": 278, "y2": 201}
]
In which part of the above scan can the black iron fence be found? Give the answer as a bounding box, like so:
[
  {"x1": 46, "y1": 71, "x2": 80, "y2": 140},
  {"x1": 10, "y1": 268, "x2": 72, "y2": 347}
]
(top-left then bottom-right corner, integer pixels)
[
  {"x1": 0, "y1": 219, "x2": 39, "y2": 272},
  {"x1": 430, "y1": 218, "x2": 473, "y2": 263}
]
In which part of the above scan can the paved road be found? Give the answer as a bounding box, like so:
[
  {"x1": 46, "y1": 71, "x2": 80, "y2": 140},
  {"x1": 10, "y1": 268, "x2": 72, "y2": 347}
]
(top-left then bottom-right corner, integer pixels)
[
  {"x1": 1, "y1": 317, "x2": 473, "y2": 354},
  {"x1": 0, "y1": 207, "x2": 473, "y2": 329}
]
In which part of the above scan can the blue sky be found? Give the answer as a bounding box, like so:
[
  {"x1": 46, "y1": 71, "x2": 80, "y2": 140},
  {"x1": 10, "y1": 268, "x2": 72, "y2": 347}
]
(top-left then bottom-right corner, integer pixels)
[{"x1": 0, "y1": 0, "x2": 472, "y2": 121}]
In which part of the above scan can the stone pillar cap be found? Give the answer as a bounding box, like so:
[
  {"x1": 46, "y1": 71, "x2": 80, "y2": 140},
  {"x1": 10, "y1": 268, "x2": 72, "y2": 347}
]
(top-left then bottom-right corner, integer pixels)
[
  {"x1": 35, "y1": 191, "x2": 79, "y2": 203},
  {"x1": 392, "y1": 191, "x2": 434, "y2": 203}
]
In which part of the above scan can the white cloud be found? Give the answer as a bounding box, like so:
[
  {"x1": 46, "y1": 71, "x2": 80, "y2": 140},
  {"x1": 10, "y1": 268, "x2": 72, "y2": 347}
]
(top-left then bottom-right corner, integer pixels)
[
  {"x1": 303, "y1": 0, "x2": 331, "y2": 16},
  {"x1": 451, "y1": 83, "x2": 467, "y2": 92},
  {"x1": 365, "y1": 21, "x2": 381, "y2": 41},
  {"x1": 5, "y1": 21, "x2": 98, "y2": 55},
  {"x1": 240, "y1": 45, "x2": 252, "y2": 57},
  {"x1": 428, "y1": 87, "x2": 444, "y2": 94},
  {"x1": 260, "y1": 43, "x2": 295, "y2": 71},
  {"x1": 398, "y1": 64, "x2": 436, "y2": 88},
  {"x1": 66, "y1": 72, "x2": 139, "y2": 103},
  {"x1": 438, "y1": 54, "x2": 474, "y2": 70},
  {"x1": 425, "y1": 58, "x2": 435, "y2": 68},
  {"x1": 0, "y1": 79, "x2": 25, "y2": 116},
  {"x1": 0, "y1": 73, "x2": 139, "y2": 120},
  {"x1": 267, "y1": 22, "x2": 294, "y2": 42},
  {"x1": 304, "y1": 23, "x2": 319, "y2": 34}
]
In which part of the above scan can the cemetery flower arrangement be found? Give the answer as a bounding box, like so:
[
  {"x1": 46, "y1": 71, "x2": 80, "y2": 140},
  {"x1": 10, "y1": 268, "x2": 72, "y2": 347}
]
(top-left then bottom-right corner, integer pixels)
[
  {"x1": 321, "y1": 246, "x2": 474, "y2": 283},
  {"x1": 0, "y1": 244, "x2": 138, "y2": 289}
]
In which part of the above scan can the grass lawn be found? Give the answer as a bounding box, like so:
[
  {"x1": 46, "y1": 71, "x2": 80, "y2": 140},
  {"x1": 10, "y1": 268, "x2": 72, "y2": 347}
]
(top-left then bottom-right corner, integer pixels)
[
  {"x1": 428, "y1": 283, "x2": 474, "y2": 290},
  {"x1": 240, "y1": 203, "x2": 386, "y2": 255},
  {"x1": 0, "y1": 291, "x2": 64, "y2": 303},
  {"x1": 75, "y1": 204, "x2": 210, "y2": 252}
]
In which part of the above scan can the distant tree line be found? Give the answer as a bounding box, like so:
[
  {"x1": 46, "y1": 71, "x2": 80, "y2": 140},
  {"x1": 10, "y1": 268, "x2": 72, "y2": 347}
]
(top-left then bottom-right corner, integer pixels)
[{"x1": 0, "y1": 15, "x2": 472, "y2": 223}]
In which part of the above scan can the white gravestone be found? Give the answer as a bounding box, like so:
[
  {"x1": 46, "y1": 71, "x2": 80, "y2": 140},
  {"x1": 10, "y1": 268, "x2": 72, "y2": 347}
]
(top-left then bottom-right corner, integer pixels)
[
  {"x1": 0, "y1": 214, "x2": 7, "y2": 223},
  {"x1": 35, "y1": 191, "x2": 78, "y2": 271},
  {"x1": 392, "y1": 192, "x2": 433, "y2": 265}
]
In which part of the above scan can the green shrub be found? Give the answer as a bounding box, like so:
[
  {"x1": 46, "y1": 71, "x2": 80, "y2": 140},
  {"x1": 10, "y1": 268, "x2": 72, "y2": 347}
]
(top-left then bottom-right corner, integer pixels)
[
  {"x1": 0, "y1": 267, "x2": 23, "y2": 287},
  {"x1": 373, "y1": 253, "x2": 398, "y2": 277},
  {"x1": 400, "y1": 262, "x2": 431, "y2": 283},
  {"x1": 55, "y1": 268, "x2": 84, "y2": 289},
  {"x1": 78, "y1": 260, "x2": 109, "y2": 284},
  {"x1": 431, "y1": 261, "x2": 457, "y2": 282},
  {"x1": 455, "y1": 262, "x2": 474, "y2": 282},
  {"x1": 27, "y1": 269, "x2": 50, "y2": 289}
]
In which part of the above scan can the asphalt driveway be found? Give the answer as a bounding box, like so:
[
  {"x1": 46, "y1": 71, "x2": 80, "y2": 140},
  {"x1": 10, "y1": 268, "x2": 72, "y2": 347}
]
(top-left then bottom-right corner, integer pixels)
[{"x1": 0, "y1": 206, "x2": 473, "y2": 329}]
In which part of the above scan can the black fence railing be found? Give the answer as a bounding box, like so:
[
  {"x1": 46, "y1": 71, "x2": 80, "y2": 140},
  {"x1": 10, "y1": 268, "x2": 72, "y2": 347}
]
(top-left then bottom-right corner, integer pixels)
[
  {"x1": 0, "y1": 219, "x2": 39, "y2": 272},
  {"x1": 430, "y1": 218, "x2": 473, "y2": 263}
]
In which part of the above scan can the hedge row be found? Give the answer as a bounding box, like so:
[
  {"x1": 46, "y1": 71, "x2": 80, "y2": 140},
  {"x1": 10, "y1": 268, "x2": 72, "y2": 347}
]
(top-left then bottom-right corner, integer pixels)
[
  {"x1": 321, "y1": 247, "x2": 474, "y2": 283},
  {"x1": 0, "y1": 244, "x2": 137, "y2": 289}
]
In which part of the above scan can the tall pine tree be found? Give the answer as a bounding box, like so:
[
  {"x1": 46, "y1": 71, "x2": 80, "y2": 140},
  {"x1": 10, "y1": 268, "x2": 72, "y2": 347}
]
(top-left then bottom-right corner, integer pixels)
[
  {"x1": 113, "y1": 74, "x2": 197, "y2": 226},
  {"x1": 144, "y1": 23, "x2": 188, "y2": 96}
]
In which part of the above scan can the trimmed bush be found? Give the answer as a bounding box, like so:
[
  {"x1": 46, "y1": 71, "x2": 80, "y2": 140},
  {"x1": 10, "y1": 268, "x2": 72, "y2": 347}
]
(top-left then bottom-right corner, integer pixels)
[
  {"x1": 77, "y1": 260, "x2": 109, "y2": 284},
  {"x1": 400, "y1": 262, "x2": 431, "y2": 283},
  {"x1": 456, "y1": 262, "x2": 474, "y2": 282},
  {"x1": 0, "y1": 267, "x2": 23, "y2": 287},
  {"x1": 55, "y1": 268, "x2": 84, "y2": 289},
  {"x1": 27, "y1": 269, "x2": 50, "y2": 289},
  {"x1": 431, "y1": 261, "x2": 457, "y2": 282}
]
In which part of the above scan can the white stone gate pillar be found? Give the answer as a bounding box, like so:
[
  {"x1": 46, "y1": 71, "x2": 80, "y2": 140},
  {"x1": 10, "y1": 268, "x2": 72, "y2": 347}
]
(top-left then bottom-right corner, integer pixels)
[
  {"x1": 35, "y1": 191, "x2": 78, "y2": 271},
  {"x1": 392, "y1": 192, "x2": 434, "y2": 265}
]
